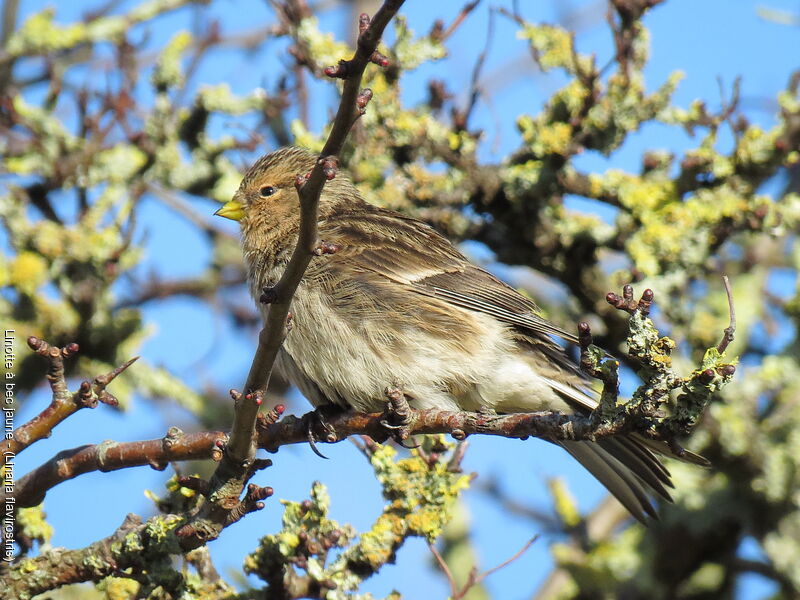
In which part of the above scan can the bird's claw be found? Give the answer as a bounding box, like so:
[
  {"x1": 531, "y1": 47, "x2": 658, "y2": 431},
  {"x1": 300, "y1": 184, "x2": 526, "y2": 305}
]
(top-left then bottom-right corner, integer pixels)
[
  {"x1": 307, "y1": 423, "x2": 329, "y2": 459},
  {"x1": 302, "y1": 405, "x2": 342, "y2": 459}
]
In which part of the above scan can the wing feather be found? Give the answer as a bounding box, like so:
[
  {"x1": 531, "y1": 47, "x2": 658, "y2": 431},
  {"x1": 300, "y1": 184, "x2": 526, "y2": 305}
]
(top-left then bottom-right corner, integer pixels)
[{"x1": 319, "y1": 208, "x2": 578, "y2": 344}]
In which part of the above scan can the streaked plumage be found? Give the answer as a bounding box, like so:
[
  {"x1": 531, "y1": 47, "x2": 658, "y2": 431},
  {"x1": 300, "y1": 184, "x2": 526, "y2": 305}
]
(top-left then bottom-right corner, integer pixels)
[{"x1": 216, "y1": 146, "x2": 707, "y2": 522}]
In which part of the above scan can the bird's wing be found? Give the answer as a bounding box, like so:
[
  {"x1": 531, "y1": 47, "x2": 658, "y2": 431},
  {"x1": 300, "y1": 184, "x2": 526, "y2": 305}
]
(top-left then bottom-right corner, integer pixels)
[{"x1": 317, "y1": 207, "x2": 579, "y2": 344}]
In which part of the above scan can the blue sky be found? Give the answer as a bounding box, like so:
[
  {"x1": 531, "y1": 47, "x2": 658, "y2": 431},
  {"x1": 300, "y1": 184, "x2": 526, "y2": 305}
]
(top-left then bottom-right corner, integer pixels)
[{"x1": 9, "y1": 0, "x2": 800, "y2": 598}]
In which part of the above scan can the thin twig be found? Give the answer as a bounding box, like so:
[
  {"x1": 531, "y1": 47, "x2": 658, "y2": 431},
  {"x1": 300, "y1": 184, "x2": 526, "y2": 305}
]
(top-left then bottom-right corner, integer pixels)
[
  {"x1": 149, "y1": 184, "x2": 237, "y2": 239},
  {"x1": 460, "y1": 6, "x2": 494, "y2": 129},
  {"x1": 441, "y1": 1, "x2": 481, "y2": 41},
  {"x1": 430, "y1": 535, "x2": 538, "y2": 599},
  {"x1": 225, "y1": 0, "x2": 404, "y2": 469},
  {"x1": 474, "y1": 536, "x2": 538, "y2": 585},
  {"x1": 429, "y1": 542, "x2": 460, "y2": 598},
  {"x1": 166, "y1": 1, "x2": 406, "y2": 549},
  {"x1": 9, "y1": 430, "x2": 228, "y2": 508},
  {"x1": 5, "y1": 338, "x2": 135, "y2": 456},
  {"x1": 717, "y1": 274, "x2": 736, "y2": 354},
  {"x1": 115, "y1": 271, "x2": 246, "y2": 308}
]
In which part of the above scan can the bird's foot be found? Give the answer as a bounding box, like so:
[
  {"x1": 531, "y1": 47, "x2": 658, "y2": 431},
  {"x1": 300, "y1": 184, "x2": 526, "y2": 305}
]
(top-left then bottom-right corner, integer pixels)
[
  {"x1": 301, "y1": 405, "x2": 344, "y2": 459},
  {"x1": 380, "y1": 385, "x2": 418, "y2": 448}
]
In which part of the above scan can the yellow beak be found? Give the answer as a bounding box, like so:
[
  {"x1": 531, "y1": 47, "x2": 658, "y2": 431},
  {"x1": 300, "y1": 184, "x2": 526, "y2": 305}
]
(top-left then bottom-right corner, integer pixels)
[{"x1": 214, "y1": 200, "x2": 245, "y2": 221}]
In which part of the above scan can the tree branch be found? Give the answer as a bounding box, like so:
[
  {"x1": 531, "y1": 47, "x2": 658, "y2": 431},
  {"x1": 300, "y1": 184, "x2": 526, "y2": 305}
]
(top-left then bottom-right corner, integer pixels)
[
  {"x1": 1, "y1": 513, "x2": 186, "y2": 600},
  {"x1": 9, "y1": 387, "x2": 720, "y2": 509},
  {"x1": 10, "y1": 285, "x2": 735, "y2": 510},
  {"x1": 10, "y1": 429, "x2": 227, "y2": 508},
  {"x1": 226, "y1": 0, "x2": 403, "y2": 467},
  {"x1": 717, "y1": 274, "x2": 736, "y2": 354},
  {"x1": 4, "y1": 338, "x2": 136, "y2": 456},
  {"x1": 173, "y1": 0, "x2": 406, "y2": 548}
]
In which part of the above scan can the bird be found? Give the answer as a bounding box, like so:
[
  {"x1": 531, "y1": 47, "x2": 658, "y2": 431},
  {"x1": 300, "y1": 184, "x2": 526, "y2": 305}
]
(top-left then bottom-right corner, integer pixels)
[{"x1": 215, "y1": 146, "x2": 707, "y2": 522}]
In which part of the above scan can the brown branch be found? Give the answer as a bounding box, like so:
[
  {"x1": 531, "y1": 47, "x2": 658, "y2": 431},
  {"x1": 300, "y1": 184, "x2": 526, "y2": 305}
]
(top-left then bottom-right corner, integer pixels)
[
  {"x1": 10, "y1": 288, "x2": 735, "y2": 510},
  {"x1": 429, "y1": 542, "x2": 460, "y2": 598},
  {"x1": 115, "y1": 271, "x2": 247, "y2": 308},
  {"x1": 453, "y1": 4, "x2": 493, "y2": 132},
  {"x1": 431, "y1": 0, "x2": 481, "y2": 42},
  {"x1": 11, "y1": 285, "x2": 735, "y2": 510},
  {"x1": 10, "y1": 429, "x2": 227, "y2": 508},
  {"x1": 149, "y1": 184, "x2": 239, "y2": 240},
  {"x1": 4, "y1": 338, "x2": 135, "y2": 456},
  {"x1": 8, "y1": 408, "x2": 570, "y2": 508},
  {"x1": 430, "y1": 535, "x2": 537, "y2": 600},
  {"x1": 717, "y1": 274, "x2": 736, "y2": 354},
  {"x1": 258, "y1": 404, "x2": 641, "y2": 450},
  {"x1": 226, "y1": 0, "x2": 403, "y2": 470},
  {"x1": 474, "y1": 535, "x2": 537, "y2": 585},
  {"x1": 6, "y1": 399, "x2": 695, "y2": 509},
  {"x1": 172, "y1": 1, "x2": 405, "y2": 548}
]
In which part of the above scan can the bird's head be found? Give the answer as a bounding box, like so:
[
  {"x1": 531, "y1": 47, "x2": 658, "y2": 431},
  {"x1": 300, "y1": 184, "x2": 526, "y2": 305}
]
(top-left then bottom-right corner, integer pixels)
[{"x1": 214, "y1": 146, "x2": 357, "y2": 233}]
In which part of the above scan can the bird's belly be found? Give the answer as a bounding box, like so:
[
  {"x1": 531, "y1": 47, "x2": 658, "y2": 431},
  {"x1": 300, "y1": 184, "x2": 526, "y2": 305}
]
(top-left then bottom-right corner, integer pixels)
[{"x1": 273, "y1": 290, "x2": 571, "y2": 414}]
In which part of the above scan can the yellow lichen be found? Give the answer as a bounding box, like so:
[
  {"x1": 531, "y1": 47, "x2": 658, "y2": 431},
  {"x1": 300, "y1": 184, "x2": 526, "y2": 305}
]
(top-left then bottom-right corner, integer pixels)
[{"x1": 9, "y1": 251, "x2": 48, "y2": 294}]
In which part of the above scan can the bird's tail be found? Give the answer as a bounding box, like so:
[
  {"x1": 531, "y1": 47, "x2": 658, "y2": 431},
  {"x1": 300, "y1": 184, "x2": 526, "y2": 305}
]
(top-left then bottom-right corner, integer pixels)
[
  {"x1": 544, "y1": 374, "x2": 710, "y2": 521},
  {"x1": 558, "y1": 436, "x2": 677, "y2": 523}
]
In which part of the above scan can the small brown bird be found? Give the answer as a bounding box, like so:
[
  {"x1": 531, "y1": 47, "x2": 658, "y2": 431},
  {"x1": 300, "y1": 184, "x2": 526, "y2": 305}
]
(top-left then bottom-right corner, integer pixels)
[{"x1": 216, "y1": 146, "x2": 703, "y2": 522}]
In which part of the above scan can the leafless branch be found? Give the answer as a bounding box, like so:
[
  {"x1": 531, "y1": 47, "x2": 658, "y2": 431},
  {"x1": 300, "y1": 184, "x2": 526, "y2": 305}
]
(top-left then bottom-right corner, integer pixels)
[
  {"x1": 4, "y1": 338, "x2": 135, "y2": 456},
  {"x1": 8, "y1": 395, "x2": 705, "y2": 509},
  {"x1": 10, "y1": 285, "x2": 735, "y2": 509},
  {"x1": 431, "y1": 1, "x2": 481, "y2": 42},
  {"x1": 474, "y1": 535, "x2": 537, "y2": 584},
  {"x1": 458, "y1": 5, "x2": 493, "y2": 130},
  {"x1": 717, "y1": 274, "x2": 736, "y2": 353},
  {"x1": 225, "y1": 0, "x2": 404, "y2": 470},
  {"x1": 429, "y1": 542, "x2": 459, "y2": 598},
  {"x1": 430, "y1": 535, "x2": 537, "y2": 599},
  {"x1": 10, "y1": 429, "x2": 227, "y2": 508},
  {"x1": 171, "y1": 0, "x2": 406, "y2": 548}
]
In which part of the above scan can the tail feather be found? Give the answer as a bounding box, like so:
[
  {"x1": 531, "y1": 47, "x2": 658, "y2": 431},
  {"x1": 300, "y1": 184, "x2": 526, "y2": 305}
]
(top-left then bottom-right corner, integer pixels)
[
  {"x1": 636, "y1": 436, "x2": 712, "y2": 467},
  {"x1": 613, "y1": 436, "x2": 673, "y2": 483},
  {"x1": 547, "y1": 378, "x2": 709, "y2": 521},
  {"x1": 559, "y1": 440, "x2": 659, "y2": 523},
  {"x1": 545, "y1": 376, "x2": 712, "y2": 469},
  {"x1": 599, "y1": 438, "x2": 673, "y2": 500}
]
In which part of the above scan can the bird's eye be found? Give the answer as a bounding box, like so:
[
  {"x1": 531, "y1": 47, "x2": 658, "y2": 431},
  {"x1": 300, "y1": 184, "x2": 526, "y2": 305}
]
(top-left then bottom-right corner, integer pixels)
[{"x1": 259, "y1": 186, "x2": 276, "y2": 197}]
